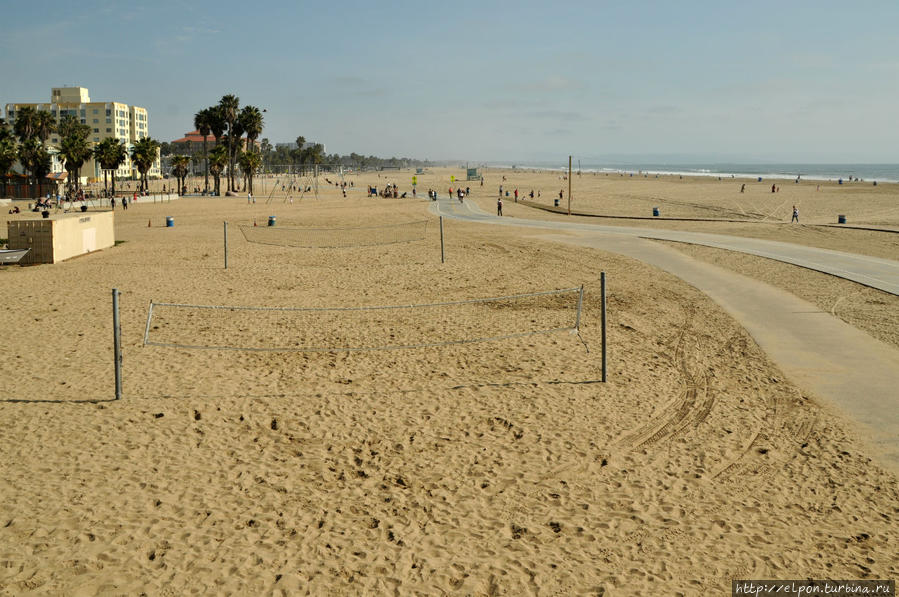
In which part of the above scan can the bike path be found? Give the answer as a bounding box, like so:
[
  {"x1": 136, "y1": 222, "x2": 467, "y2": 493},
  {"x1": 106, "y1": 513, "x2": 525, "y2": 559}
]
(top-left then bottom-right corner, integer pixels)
[{"x1": 431, "y1": 197, "x2": 899, "y2": 470}]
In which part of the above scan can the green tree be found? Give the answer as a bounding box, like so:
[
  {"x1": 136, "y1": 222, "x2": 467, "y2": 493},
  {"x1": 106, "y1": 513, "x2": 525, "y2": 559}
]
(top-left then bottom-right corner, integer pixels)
[
  {"x1": 239, "y1": 105, "x2": 264, "y2": 154},
  {"x1": 12, "y1": 106, "x2": 39, "y2": 141},
  {"x1": 12, "y1": 107, "x2": 56, "y2": 197},
  {"x1": 130, "y1": 136, "x2": 161, "y2": 192},
  {"x1": 238, "y1": 150, "x2": 262, "y2": 195},
  {"x1": 17, "y1": 138, "x2": 51, "y2": 199},
  {"x1": 57, "y1": 115, "x2": 92, "y2": 194},
  {"x1": 0, "y1": 119, "x2": 15, "y2": 179},
  {"x1": 170, "y1": 155, "x2": 191, "y2": 195},
  {"x1": 218, "y1": 94, "x2": 240, "y2": 192},
  {"x1": 94, "y1": 137, "x2": 128, "y2": 197},
  {"x1": 208, "y1": 145, "x2": 228, "y2": 196},
  {"x1": 194, "y1": 107, "x2": 213, "y2": 194},
  {"x1": 0, "y1": 137, "x2": 16, "y2": 179}
]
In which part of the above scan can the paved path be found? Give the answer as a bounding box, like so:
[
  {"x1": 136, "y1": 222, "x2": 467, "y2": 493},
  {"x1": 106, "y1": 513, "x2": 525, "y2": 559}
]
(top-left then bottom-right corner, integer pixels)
[
  {"x1": 431, "y1": 197, "x2": 899, "y2": 470},
  {"x1": 434, "y1": 197, "x2": 899, "y2": 295}
]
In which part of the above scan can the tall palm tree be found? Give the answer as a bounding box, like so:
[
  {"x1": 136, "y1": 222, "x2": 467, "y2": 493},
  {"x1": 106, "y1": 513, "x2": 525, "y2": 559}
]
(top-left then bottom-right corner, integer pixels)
[
  {"x1": 0, "y1": 119, "x2": 15, "y2": 182},
  {"x1": 170, "y1": 155, "x2": 191, "y2": 195},
  {"x1": 193, "y1": 107, "x2": 213, "y2": 194},
  {"x1": 238, "y1": 149, "x2": 262, "y2": 195},
  {"x1": 57, "y1": 115, "x2": 92, "y2": 194},
  {"x1": 239, "y1": 105, "x2": 264, "y2": 157},
  {"x1": 12, "y1": 106, "x2": 38, "y2": 141},
  {"x1": 208, "y1": 145, "x2": 228, "y2": 196},
  {"x1": 94, "y1": 137, "x2": 128, "y2": 197},
  {"x1": 33, "y1": 110, "x2": 56, "y2": 145},
  {"x1": 17, "y1": 138, "x2": 51, "y2": 199},
  {"x1": 130, "y1": 137, "x2": 161, "y2": 192},
  {"x1": 218, "y1": 94, "x2": 240, "y2": 192},
  {"x1": 0, "y1": 137, "x2": 16, "y2": 179}
]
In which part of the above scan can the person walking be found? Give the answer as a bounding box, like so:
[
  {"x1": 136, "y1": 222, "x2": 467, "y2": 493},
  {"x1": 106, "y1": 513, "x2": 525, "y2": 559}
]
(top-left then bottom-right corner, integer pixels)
[
  {"x1": 791, "y1": 205, "x2": 799, "y2": 223},
  {"x1": 497, "y1": 196, "x2": 503, "y2": 216}
]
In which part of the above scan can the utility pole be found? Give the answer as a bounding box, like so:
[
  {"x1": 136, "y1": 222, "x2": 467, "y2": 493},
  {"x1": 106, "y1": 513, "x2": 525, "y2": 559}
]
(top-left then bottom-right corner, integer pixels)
[{"x1": 568, "y1": 155, "x2": 572, "y2": 215}]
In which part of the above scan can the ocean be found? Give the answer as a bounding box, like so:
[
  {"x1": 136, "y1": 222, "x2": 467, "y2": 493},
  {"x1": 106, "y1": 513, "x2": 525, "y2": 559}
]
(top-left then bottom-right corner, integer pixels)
[{"x1": 497, "y1": 163, "x2": 899, "y2": 184}]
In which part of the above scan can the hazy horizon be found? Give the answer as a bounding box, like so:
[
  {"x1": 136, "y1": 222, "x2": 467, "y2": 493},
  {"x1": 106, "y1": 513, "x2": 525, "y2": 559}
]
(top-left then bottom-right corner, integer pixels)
[{"x1": 2, "y1": 0, "x2": 898, "y2": 163}]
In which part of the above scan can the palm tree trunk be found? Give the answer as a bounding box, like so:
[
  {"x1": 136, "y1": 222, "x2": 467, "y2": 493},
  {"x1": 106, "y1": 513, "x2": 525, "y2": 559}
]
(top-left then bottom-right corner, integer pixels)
[
  {"x1": 104, "y1": 171, "x2": 108, "y2": 196},
  {"x1": 111, "y1": 171, "x2": 116, "y2": 198},
  {"x1": 203, "y1": 137, "x2": 209, "y2": 194}
]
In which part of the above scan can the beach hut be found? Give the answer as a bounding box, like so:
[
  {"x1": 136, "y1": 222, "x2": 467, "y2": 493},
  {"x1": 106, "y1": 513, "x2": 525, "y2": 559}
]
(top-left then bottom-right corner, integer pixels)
[{"x1": 7, "y1": 211, "x2": 115, "y2": 264}]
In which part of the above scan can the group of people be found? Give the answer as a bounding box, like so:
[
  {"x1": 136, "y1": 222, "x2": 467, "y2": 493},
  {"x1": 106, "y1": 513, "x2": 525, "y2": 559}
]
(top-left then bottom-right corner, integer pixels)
[{"x1": 370, "y1": 184, "x2": 400, "y2": 198}]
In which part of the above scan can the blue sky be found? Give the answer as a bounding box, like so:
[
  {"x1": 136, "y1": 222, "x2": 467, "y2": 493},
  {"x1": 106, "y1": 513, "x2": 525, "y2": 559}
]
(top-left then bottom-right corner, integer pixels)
[{"x1": 2, "y1": 0, "x2": 898, "y2": 163}]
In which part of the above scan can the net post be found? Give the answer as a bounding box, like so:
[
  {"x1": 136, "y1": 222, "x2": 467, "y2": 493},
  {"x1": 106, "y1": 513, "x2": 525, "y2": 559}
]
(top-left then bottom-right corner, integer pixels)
[
  {"x1": 112, "y1": 288, "x2": 123, "y2": 400},
  {"x1": 224, "y1": 221, "x2": 228, "y2": 269},
  {"x1": 600, "y1": 272, "x2": 607, "y2": 383},
  {"x1": 575, "y1": 285, "x2": 584, "y2": 330},
  {"x1": 439, "y1": 216, "x2": 445, "y2": 263},
  {"x1": 142, "y1": 300, "x2": 154, "y2": 346}
]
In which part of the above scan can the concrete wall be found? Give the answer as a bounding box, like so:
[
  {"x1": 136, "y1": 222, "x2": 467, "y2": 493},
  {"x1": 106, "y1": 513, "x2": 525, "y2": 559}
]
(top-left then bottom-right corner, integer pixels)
[{"x1": 7, "y1": 211, "x2": 115, "y2": 264}]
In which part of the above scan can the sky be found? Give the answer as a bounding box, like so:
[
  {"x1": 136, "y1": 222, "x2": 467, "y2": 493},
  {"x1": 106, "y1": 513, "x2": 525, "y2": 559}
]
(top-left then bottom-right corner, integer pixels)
[{"x1": 2, "y1": 0, "x2": 898, "y2": 164}]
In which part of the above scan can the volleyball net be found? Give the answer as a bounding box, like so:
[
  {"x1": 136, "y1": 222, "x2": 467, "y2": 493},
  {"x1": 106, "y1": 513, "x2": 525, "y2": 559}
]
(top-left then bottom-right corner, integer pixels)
[
  {"x1": 238, "y1": 219, "x2": 430, "y2": 248},
  {"x1": 142, "y1": 286, "x2": 584, "y2": 353}
]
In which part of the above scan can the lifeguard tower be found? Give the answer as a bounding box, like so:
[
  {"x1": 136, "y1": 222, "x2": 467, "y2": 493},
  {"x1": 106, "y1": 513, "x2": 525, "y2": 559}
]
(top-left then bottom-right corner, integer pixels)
[{"x1": 466, "y1": 167, "x2": 481, "y2": 181}]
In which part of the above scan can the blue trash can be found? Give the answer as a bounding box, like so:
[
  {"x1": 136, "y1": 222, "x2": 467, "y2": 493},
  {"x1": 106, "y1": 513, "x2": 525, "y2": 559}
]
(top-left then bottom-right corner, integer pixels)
[
  {"x1": 268, "y1": 216, "x2": 276, "y2": 227},
  {"x1": 838, "y1": 215, "x2": 846, "y2": 224},
  {"x1": 653, "y1": 207, "x2": 660, "y2": 217},
  {"x1": 554, "y1": 198, "x2": 560, "y2": 207},
  {"x1": 165, "y1": 216, "x2": 174, "y2": 227},
  {"x1": 757, "y1": 177, "x2": 762, "y2": 182}
]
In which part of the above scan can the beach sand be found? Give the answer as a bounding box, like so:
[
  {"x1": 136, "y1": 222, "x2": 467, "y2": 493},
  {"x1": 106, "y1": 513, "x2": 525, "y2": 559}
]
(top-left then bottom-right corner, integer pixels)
[{"x1": 1, "y1": 171, "x2": 897, "y2": 594}]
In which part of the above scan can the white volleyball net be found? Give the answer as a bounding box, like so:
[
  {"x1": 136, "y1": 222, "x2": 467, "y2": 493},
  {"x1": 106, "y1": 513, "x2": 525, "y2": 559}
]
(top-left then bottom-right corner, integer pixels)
[
  {"x1": 142, "y1": 286, "x2": 584, "y2": 352},
  {"x1": 238, "y1": 219, "x2": 430, "y2": 248}
]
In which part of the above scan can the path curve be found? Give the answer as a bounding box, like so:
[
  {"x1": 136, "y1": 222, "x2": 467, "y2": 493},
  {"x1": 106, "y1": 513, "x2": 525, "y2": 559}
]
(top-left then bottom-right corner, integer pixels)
[{"x1": 431, "y1": 196, "x2": 899, "y2": 470}]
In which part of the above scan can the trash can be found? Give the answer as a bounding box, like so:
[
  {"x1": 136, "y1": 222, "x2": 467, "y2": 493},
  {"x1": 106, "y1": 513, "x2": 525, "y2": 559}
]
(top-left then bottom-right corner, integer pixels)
[
  {"x1": 757, "y1": 177, "x2": 762, "y2": 182},
  {"x1": 554, "y1": 199, "x2": 560, "y2": 207},
  {"x1": 268, "y1": 216, "x2": 276, "y2": 227},
  {"x1": 838, "y1": 215, "x2": 846, "y2": 224},
  {"x1": 653, "y1": 207, "x2": 660, "y2": 217},
  {"x1": 166, "y1": 216, "x2": 174, "y2": 227}
]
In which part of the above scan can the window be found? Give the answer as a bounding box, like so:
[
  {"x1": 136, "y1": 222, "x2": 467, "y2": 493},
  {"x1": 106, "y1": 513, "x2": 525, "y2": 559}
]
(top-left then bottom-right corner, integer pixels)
[
  {"x1": 80, "y1": 119, "x2": 86, "y2": 124},
  {"x1": 106, "y1": 109, "x2": 111, "y2": 116},
  {"x1": 93, "y1": 119, "x2": 98, "y2": 123},
  {"x1": 93, "y1": 137, "x2": 99, "y2": 142},
  {"x1": 93, "y1": 128, "x2": 99, "y2": 133},
  {"x1": 80, "y1": 109, "x2": 85, "y2": 117},
  {"x1": 106, "y1": 128, "x2": 111, "y2": 133},
  {"x1": 106, "y1": 118, "x2": 111, "y2": 124},
  {"x1": 93, "y1": 109, "x2": 98, "y2": 114},
  {"x1": 52, "y1": 137, "x2": 58, "y2": 143}
]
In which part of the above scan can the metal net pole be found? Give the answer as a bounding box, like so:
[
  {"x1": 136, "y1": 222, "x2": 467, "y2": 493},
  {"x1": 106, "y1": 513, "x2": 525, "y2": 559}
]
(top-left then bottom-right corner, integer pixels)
[{"x1": 112, "y1": 288, "x2": 122, "y2": 399}]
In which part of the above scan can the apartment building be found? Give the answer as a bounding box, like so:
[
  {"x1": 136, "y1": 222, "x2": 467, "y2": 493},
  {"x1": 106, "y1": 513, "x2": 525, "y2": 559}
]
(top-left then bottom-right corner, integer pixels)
[{"x1": 4, "y1": 87, "x2": 160, "y2": 182}]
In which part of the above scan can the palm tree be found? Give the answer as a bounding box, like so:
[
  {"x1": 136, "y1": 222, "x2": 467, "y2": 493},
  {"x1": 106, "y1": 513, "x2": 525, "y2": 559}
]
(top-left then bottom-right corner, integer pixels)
[
  {"x1": 208, "y1": 145, "x2": 228, "y2": 196},
  {"x1": 17, "y1": 138, "x2": 51, "y2": 199},
  {"x1": 130, "y1": 137, "x2": 161, "y2": 192},
  {"x1": 238, "y1": 150, "x2": 262, "y2": 195},
  {"x1": 170, "y1": 155, "x2": 191, "y2": 195},
  {"x1": 193, "y1": 107, "x2": 213, "y2": 194},
  {"x1": 94, "y1": 137, "x2": 128, "y2": 197},
  {"x1": 0, "y1": 137, "x2": 16, "y2": 179},
  {"x1": 218, "y1": 94, "x2": 240, "y2": 192},
  {"x1": 57, "y1": 115, "x2": 92, "y2": 195},
  {"x1": 33, "y1": 110, "x2": 56, "y2": 145},
  {"x1": 239, "y1": 105, "x2": 264, "y2": 158},
  {"x1": 12, "y1": 106, "x2": 38, "y2": 141}
]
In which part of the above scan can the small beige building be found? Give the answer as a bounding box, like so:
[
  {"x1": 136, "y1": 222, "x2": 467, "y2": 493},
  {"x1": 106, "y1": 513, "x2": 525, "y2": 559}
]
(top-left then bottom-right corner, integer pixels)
[{"x1": 7, "y1": 211, "x2": 115, "y2": 264}]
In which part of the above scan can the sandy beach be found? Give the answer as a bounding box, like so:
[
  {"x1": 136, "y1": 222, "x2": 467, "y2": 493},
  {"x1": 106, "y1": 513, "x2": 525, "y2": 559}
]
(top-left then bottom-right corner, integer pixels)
[{"x1": 1, "y1": 169, "x2": 897, "y2": 595}]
